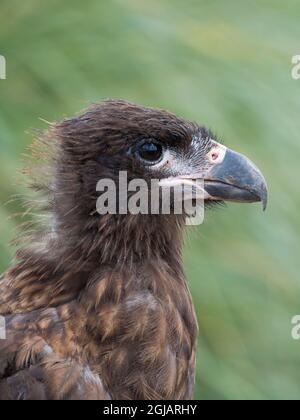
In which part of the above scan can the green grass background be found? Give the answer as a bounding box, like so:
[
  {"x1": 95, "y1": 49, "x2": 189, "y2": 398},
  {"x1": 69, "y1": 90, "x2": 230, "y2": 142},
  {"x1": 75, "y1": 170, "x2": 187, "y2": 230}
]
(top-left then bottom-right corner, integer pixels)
[{"x1": 1, "y1": 0, "x2": 300, "y2": 400}]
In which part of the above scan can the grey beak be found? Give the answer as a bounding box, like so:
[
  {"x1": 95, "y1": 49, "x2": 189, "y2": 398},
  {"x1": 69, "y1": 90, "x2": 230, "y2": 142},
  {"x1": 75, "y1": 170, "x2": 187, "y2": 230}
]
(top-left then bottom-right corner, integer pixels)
[{"x1": 204, "y1": 149, "x2": 268, "y2": 210}]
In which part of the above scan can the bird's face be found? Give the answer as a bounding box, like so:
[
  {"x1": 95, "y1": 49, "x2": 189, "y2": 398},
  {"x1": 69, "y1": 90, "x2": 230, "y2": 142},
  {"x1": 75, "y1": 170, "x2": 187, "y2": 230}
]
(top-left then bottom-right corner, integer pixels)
[
  {"x1": 56, "y1": 100, "x2": 268, "y2": 217},
  {"x1": 127, "y1": 132, "x2": 268, "y2": 211}
]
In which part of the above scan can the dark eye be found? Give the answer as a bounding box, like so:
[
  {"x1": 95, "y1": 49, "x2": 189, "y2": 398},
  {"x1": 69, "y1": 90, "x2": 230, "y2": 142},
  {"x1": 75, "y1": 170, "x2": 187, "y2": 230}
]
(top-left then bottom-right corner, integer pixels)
[{"x1": 136, "y1": 141, "x2": 163, "y2": 164}]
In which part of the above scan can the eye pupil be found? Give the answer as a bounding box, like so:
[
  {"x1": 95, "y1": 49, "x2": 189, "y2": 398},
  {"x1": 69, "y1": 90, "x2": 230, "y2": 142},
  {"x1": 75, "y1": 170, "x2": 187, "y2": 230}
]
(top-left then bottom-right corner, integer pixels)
[{"x1": 138, "y1": 142, "x2": 163, "y2": 163}]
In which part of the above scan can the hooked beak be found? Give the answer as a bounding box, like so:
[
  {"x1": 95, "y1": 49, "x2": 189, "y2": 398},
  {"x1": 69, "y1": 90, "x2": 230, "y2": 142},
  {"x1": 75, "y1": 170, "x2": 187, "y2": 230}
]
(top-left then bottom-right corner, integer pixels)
[{"x1": 204, "y1": 147, "x2": 268, "y2": 210}]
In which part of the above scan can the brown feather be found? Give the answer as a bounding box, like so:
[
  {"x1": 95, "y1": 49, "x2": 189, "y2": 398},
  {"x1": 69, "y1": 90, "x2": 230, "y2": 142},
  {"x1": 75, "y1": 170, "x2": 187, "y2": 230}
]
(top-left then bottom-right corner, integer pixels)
[{"x1": 0, "y1": 100, "x2": 199, "y2": 400}]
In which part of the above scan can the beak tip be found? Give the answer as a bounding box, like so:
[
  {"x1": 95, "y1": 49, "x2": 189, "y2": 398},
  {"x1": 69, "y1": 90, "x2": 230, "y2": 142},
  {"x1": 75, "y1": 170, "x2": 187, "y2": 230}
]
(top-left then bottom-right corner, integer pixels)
[
  {"x1": 262, "y1": 195, "x2": 268, "y2": 212},
  {"x1": 260, "y1": 184, "x2": 268, "y2": 211},
  {"x1": 261, "y1": 177, "x2": 268, "y2": 211}
]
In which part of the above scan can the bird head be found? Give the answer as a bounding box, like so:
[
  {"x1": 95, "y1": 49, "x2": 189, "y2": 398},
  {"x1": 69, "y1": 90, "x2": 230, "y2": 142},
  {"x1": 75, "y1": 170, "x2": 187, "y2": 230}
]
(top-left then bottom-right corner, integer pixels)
[
  {"x1": 34, "y1": 99, "x2": 268, "y2": 264},
  {"x1": 53, "y1": 99, "x2": 268, "y2": 220}
]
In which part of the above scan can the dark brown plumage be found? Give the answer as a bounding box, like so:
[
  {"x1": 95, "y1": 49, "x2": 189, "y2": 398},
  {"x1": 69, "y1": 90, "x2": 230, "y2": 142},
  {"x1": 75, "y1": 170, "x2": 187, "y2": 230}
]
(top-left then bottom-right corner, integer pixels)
[{"x1": 0, "y1": 100, "x2": 267, "y2": 400}]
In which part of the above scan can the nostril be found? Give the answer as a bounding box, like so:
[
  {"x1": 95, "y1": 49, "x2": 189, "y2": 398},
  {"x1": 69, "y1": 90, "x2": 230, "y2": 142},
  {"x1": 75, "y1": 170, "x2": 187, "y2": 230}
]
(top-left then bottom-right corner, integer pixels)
[
  {"x1": 208, "y1": 150, "x2": 220, "y2": 163},
  {"x1": 207, "y1": 145, "x2": 227, "y2": 164}
]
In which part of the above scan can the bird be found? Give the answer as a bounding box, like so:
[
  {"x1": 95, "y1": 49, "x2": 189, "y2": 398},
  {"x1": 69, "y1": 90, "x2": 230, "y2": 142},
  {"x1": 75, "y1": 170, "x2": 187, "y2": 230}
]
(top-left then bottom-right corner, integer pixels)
[{"x1": 0, "y1": 99, "x2": 268, "y2": 400}]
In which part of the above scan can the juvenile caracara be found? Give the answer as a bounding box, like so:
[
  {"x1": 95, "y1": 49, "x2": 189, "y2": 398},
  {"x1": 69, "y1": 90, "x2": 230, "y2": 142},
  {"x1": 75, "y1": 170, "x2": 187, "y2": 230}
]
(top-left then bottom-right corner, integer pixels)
[{"x1": 0, "y1": 100, "x2": 267, "y2": 400}]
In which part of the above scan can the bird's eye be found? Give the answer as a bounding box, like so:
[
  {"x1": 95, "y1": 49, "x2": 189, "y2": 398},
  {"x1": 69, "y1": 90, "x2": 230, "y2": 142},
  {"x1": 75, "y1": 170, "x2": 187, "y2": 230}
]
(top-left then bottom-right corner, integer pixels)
[{"x1": 136, "y1": 141, "x2": 163, "y2": 165}]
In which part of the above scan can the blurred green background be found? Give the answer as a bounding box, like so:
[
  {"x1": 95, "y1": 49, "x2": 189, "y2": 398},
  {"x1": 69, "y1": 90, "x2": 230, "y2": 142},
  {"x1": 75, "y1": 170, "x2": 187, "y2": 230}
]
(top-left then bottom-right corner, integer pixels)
[{"x1": 1, "y1": 0, "x2": 300, "y2": 400}]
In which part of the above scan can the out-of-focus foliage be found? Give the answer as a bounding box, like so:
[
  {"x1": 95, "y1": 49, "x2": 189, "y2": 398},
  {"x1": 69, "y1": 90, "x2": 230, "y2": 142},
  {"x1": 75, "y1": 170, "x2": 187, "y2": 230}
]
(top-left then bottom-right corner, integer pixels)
[{"x1": 1, "y1": 0, "x2": 300, "y2": 400}]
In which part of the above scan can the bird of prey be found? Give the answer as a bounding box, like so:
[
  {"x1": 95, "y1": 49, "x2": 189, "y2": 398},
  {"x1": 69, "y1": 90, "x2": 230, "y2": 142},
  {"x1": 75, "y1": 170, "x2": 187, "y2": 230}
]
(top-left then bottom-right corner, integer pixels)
[{"x1": 0, "y1": 100, "x2": 267, "y2": 400}]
